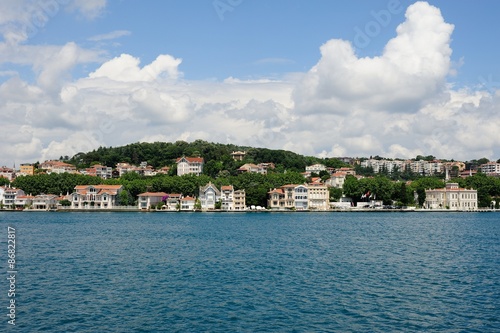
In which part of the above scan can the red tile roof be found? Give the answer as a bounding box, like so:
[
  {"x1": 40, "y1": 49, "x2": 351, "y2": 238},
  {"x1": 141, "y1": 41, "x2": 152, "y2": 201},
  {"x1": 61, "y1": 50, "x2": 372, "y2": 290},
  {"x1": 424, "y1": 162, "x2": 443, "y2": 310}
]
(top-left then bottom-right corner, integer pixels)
[{"x1": 176, "y1": 157, "x2": 204, "y2": 163}]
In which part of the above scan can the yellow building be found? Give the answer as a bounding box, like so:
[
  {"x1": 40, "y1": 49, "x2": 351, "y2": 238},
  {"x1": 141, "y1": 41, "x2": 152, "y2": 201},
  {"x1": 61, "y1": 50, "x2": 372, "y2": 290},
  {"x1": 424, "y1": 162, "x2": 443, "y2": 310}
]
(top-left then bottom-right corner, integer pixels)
[{"x1": 19, "y1": 164, "x2": 35, "y2": 176}]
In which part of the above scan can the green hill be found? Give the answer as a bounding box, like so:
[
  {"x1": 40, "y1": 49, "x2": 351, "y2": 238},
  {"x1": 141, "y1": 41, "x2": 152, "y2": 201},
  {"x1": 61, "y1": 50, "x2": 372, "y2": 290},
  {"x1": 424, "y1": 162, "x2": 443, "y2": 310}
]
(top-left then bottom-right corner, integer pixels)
[{"x1": 67, "y1": 140, "x2": 348, "y2": 177}]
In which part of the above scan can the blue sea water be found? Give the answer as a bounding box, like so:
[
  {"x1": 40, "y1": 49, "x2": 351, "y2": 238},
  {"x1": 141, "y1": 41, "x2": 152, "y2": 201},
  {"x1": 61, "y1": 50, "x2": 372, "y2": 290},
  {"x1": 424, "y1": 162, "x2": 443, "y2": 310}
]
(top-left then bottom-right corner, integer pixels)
[{"x1": 0, "y1": 211, "x2": 499, "y2": 332}]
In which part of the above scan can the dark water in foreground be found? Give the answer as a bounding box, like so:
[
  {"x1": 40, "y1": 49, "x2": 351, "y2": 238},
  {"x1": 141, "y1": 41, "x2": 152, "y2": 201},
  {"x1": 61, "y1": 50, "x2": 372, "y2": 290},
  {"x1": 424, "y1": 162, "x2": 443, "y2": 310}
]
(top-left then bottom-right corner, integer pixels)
[{"x1": 0, "y1": 212, "x2": 499, "y2": 332}]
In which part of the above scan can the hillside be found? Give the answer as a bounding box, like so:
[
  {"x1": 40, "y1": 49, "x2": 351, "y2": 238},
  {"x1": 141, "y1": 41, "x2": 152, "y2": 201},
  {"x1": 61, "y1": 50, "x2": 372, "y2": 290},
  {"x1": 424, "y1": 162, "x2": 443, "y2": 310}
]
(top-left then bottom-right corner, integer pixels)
[{"x1": 66, "y1": 140, "x2": 349, "y2": 176}]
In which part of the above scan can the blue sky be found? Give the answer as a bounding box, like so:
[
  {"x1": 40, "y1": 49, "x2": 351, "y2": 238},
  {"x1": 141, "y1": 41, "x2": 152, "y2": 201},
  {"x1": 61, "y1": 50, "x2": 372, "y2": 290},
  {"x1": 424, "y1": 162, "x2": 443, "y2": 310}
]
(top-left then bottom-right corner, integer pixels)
[
  {"x1": 22, "y1": 0, "x2": 499, "y2": 83},
  {"x1": 1, "y1": 0, "x2": 500, "y2": 166}
]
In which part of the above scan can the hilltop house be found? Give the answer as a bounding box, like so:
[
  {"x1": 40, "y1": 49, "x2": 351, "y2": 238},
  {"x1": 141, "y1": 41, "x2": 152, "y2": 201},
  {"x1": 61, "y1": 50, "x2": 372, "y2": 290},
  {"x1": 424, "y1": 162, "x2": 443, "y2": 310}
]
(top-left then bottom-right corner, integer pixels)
[
  {"x1": 83, "y1": 164, "x2": 113, "y2": 179},
  {"x1": 480, "y1": 162, "x2": 500, "y2": 176},
  {"x1": 231, "y1": 151, "x2": 246, "y2": 161},
  {"x1": 19, "y1": 164, "x2": 35, "y2": 176},
  {"x1": 176, "y1": 157, "x2": 204, "y2": 176},
  {"x1": 326, "y1": 172, "x2": 347, "y2": 188},
  {"x1": 0, "y1": 167, "x2": 16, "y2": 181},
  {"x1": 71, "y1": 185, "x2": 123, "y2": 209},
  {"x1": 40, "y1": 160, "x2": 76, "y2": 174}
]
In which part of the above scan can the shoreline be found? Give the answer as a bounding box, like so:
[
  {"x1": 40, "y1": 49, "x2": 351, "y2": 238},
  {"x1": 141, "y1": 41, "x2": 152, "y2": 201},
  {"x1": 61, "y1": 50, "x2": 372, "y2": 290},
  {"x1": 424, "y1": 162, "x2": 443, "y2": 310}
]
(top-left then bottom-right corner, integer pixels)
[{"x1": 1, "y1": 208, "x2": 497, "y2": 213}]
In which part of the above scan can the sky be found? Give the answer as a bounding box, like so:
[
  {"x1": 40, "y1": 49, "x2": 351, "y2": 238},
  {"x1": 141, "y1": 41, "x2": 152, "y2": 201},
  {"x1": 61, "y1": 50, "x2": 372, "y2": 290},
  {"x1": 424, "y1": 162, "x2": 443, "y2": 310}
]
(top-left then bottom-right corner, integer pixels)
[{"x1": 1, "y1": 0, "x2": 500, "y2": 167}]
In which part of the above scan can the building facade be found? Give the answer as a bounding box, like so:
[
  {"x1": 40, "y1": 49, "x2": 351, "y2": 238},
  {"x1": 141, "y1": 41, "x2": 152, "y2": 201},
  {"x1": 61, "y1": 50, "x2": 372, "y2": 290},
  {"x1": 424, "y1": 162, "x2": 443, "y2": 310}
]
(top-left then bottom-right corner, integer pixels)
[
  {"x1": 137, "y1": 192, "x2": 168, "y2": 210},
  {"x1": 480, "y1": 162, "x2": 500, "y2": 176},
  {"x1": 199, "y1": 182, "x2": 221, "y2": 210},
  {"x1": 176, "y1": 157, "x2": 204, "y2": 176},
  {"x1": 268, "y1": 183, "x2": 329, "y2": 211},
  {"x1": 424, "y1": 183, "x2": 478, "y2": 211},
  {"x1": 71, "y1": 185, "x2": 123, "y2": 209}
]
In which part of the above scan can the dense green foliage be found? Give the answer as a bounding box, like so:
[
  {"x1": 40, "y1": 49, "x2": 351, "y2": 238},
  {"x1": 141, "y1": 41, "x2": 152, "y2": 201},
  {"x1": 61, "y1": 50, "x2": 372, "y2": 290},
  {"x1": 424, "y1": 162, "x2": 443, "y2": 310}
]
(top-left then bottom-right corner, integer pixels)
[
  {"x1": 66, "y1": 140, "x2": 349, "y2": 174},
  {"x1": 0, "y1": 177, "x2": 10, "y2": 186},
  {"x1": 12, "y1": 173, "x2": 102, "y2": 196}
]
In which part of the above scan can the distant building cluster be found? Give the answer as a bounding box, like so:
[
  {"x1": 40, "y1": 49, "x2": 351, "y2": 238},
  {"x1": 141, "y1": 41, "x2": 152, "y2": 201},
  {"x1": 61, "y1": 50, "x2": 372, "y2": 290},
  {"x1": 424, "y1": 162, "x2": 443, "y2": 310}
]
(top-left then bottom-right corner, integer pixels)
[
  {"x1": 359, "y1": 159, "x2": 469, "y2": 177},
  {"x1": 2, "y1": 153, "x2": 497, "y2": 212}
]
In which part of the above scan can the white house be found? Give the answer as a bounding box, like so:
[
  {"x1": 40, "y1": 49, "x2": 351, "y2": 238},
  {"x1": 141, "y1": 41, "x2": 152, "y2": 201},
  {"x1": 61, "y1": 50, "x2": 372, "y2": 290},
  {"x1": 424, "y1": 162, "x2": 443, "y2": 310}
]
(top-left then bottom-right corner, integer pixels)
[
  {"x1": 40, "y1": 160, "x2": 77, "y2": 174},
  {"x1": 327, "y1": 172, "x2": 347, "y2": 188},
  {"x1": 307, "y1": 183, "x2": 329, "y2": 211},
  {"x1": 71, "y1": 185, "x2": 123, "y2": 209},
  {"x1": 424, "y1": 183, "x2": 478, "y2": 210},
  {"x1": 176, "y1": 157, "x2": 204, "y2": 176},
  {"x1": 199, "y1": 182, "x2": 220, "y2": 210},
  {"x1": 137, "y1": 192, "x2": 168, "y2": 210},
  {"x1": 32, "y1": 194, "x2": 58, "y2": 210},
  {"x1": 0, "y1": 167, "x2": 16, "y2": 181},
  {"x1": 480, "y1": 162, "x2": 500, "y2": 175},
  {"x1": 180, "y1": 196, "x2": 196, "y2": 211},
  {"x1": 0, "y1": 186, "x2": 25, "y2": 207},
  {"x1": 15, "y1": 195, "x2": 35, "y2": 209}
]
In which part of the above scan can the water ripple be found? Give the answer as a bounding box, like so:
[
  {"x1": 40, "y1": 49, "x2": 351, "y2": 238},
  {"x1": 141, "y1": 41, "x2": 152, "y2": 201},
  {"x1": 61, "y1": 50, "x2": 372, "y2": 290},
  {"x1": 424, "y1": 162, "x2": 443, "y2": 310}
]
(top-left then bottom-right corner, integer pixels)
[{"x1": 0, "y1": 211, "x2": 498, "y2": 332}]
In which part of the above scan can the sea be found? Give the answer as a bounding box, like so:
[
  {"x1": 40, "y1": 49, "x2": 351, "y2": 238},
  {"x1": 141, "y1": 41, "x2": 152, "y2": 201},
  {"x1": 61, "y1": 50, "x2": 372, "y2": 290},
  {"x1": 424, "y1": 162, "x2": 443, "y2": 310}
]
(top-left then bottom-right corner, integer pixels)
[{"x1": 0, "y1": 211, "x2": 499, "y2": 333}]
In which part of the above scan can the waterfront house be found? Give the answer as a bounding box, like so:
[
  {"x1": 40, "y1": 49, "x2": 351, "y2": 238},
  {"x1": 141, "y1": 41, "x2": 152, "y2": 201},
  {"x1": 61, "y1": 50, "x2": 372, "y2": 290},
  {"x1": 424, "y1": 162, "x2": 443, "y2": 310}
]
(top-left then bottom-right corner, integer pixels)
[
  {"x1": 219, "y1": 185, "x2": 246, "y2": 211},
  {"x1": 165, "y1": 194, "x2": 182, "y2": 211},
  {"x1": 71, "y1": 185, "x2": 123, "y2": 209},
  {"x1": 199, "y1": 182, "x2": 220, "y2": 210},
  {"x1": 234, "y1": 190, "x2": 246, "y2": 210},
  {"x1": 14, "y1": 195, "x2": 35, "y2": 209},
  {"x1": 268, "y1": 183, "x2": 329, "y2": 211},
  {"x1": 307, "y1": 182, "x2": 329, "y2": 211},
  {"x1": 137, "y1": 192, "x2": 168, "y2": 210},
  {"x1": 180, "y1": 196, "x2": 196, "y2": 211},
  {"x1": 267, "y1": 188, "x2": 285, "y2": 210},
  {"x1": 294, "y1": 184, "x2": 309, "y2": 210},
  {"x1": 0, "y1": 186, "x2": 25, "y2": 207},
  {"x1": 423, "y1": 183, "x2": 478, "y2": 210},
  {"x1": 32, "y1": 194, "x2": 58, "y2": 210}
]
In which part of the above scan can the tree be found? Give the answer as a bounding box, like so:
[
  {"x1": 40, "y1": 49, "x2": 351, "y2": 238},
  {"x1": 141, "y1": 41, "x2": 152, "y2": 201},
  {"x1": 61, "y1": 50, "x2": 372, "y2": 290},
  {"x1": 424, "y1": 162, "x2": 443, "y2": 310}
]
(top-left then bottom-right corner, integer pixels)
[
  {"x1": 392, "y1": 182, "x2": 410, "y2": 206},
  {"x1": 329, "y1": 187, "x2": 343, "y2": 201},
  {"x1": 194, "y1": 198, "x2": 202, "y2": 211},
  {"x1": 215, "y1": 200, "x2": 222, "y2": 210},
  {"x1": 0, "y1": 178, "x2": 10, "y2": 186},
  {"x1": 119, "y1": 190, "x2": 133, "y2": 206},
  {"x1": 59, "y1": 199, "x2": 72, "y2": 207},
  {"x1": 343, "y1": 175, "x2": 362, "y2": 204}
]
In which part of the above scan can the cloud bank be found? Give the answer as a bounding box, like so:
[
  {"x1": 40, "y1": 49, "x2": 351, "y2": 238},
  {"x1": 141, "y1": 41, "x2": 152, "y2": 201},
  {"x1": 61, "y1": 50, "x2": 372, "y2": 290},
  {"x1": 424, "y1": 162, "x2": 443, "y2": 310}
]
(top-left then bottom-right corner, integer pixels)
[{"x1": 0, "y1": 1, "x2": 499, "y2": 167}]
